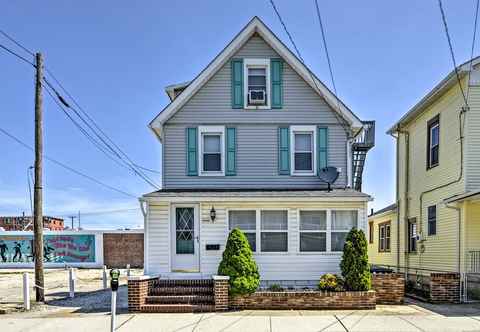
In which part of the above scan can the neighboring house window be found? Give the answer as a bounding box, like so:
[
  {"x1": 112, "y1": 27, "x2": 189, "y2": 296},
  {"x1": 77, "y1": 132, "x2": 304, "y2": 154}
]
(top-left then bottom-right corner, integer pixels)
[
  {"x1": 427, "y1": 115, "x2": 440, "y2": 169},
  {"x1": 299, "y1": 211, "x2": 327, "y2": 252},
  {"x1": 378, "y1": 222, "x2": 391, "y2": 252},
  {"x1": 408, "y1": 218, "x2": 417, "y2": 253},
  {"x1": 428, "y1": 205, "x2": 437, "y2": 236},
  {"x1": 331, "y1": 210, "x2": 358, "y2": 251},
  {"x1": 228, "y1": 210, "x2": 256, "y2": 251},
  {"x1": 369, "y1": 222, "x2": 374, "y2": 244},
  {"x1": 198, "y1": 126, "x2": 225, "y2": 176},
  {"x1": 244, "y1": 59, "x2": 270, "y2": 108},
  {"x1": 290, "y1": 125, "x2": 316, "y2": 175},
  {"x1": 261, "y1": 210, "x2": 288, "y2": 252}
]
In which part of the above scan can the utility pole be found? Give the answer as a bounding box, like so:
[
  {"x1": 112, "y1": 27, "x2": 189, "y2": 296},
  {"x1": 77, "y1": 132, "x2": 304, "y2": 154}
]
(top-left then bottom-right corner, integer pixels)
[
  {"x1": 33, "y1": 52, "x2": 45, "y2": 302},
  {"x1": 78, "y1": 211, "x2": 81, "y2": 230},
  {"x1": 69, "y1": 216, "x2": 77, "y2": 230}
]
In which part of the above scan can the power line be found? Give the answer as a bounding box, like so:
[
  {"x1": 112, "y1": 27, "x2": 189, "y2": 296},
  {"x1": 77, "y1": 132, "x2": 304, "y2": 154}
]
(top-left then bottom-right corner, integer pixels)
[
  {"x1": 56, "y1": 208, "x2": 140, "y2": 217},
  {"x1": 437, "y1": 0, "x2": 468, "y2": 106},
  {"x1": 314, "y1": 0, "x2": 337, "y2": 97},
  {"x1": 0, "y1": 29, "x2": 162, "y2": 188},
  {"x1": 0, "y1": 126, "x2": 138, "y2": 198},
  {"x1": 467, "y1": 0, "x2": 480, "y2": 101},
  {"x1": 268, "y1": 0, "x2": 351, "y2": 134},
  {"x1": 0, "y1": 43, "x2": 35, "y2": 66}
]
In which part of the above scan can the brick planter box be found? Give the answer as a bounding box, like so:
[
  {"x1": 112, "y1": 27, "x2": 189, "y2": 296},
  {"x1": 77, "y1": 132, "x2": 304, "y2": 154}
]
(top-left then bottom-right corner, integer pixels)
[
  {"x1": 430, "y1": 273, "x2": 460, "y2": 303},
  {"x1": 230, "y1": 290, "x2": 376, "y2": 310},
  {"x1": 372, "y1": 273, "x2": 405, "y2": 304}
]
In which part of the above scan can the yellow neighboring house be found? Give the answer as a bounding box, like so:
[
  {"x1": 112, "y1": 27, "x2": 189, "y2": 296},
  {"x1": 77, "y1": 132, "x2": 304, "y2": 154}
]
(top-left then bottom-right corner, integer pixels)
[
  {"x1": 371, "y1": 58, "x2": 480, "y2": 298},
  {"x1": 368, "y1": 204, "x2": 397, "y2": 268}
]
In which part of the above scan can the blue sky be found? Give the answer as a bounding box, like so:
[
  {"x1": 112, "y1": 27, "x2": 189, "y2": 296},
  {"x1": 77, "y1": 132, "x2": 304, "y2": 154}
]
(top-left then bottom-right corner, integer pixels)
[{"x1": 0, "y1": 1, "x2": 477, "y2": 229}]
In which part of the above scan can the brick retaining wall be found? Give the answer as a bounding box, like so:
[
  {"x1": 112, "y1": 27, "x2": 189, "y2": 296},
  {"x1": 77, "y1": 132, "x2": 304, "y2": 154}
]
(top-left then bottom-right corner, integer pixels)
[
  {"x1": 128, "y1": 276, "x2": 158, "y2": 312},
  {"x1": 430, "y1": 273, "x2": 460, "y2": 303},
  {"x1": 230, "y1": 290, "x2": 376, "y2": 310},
  {"x1": 372, "y1": 273, "x2": 405, "y2": 304},
  {"x1": 103, "y1": 233, "x2": 144, "y2": 268}
]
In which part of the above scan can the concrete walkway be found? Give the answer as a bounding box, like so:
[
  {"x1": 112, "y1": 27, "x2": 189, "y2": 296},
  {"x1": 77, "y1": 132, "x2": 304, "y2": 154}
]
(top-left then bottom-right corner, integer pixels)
[{"x1": 2, "y1": 303, "x2": 480, "y2": 332}]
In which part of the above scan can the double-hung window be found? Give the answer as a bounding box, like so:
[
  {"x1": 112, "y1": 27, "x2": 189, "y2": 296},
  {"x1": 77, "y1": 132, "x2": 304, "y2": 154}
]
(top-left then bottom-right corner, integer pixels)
[
  {"x1": 299, "y1": 211, "x2": 327, "y2": 252},
  {"x1": 378, "y1": 222, "x2": 391, "y2": 252},
  {"x1": 199, "y1": 126, "x2": 224, "y2": 176},
  {"x1": 291, "y1": 125, "x2": 316, "y2": 175},
  {"x1": 331, "y1": 210, "x2": 358, "y2": 252},
  {"x1": 428, "y1": 205, "x2": 437, "y2": 236},
  {"x1": 261, "y1": 210, "x2": 288, "y2": 252},
  {"x1": 244, "y1": 59, "x2": 270, "y2": 108},
  {"x1": 228, "y1": 210, "x2": 256, "y2": 251},
  {"x1": 427, "y1": 115, "x2": 440, "y2": 169}
]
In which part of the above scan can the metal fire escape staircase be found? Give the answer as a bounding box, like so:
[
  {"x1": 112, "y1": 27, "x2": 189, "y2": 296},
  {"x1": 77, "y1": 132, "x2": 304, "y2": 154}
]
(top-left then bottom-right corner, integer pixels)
[{"x1": 352, "y1": 121, "x2": 375, "y2": 191}]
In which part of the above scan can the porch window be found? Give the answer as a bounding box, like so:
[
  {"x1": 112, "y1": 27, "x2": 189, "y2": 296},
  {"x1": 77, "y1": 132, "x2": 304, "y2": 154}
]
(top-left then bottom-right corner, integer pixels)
[
  {"x1": 299, "y1": 211, "x2": 327, "y2": 252},
  {"x1": 228, "y1": 210, "x2": 256, "y2": 251},
  {"x1": 261, "y1": 210, "x2": 288, "y2": 252},
  {"x1": 331, "y1": 210, "x2": 358, "y2": 251}
]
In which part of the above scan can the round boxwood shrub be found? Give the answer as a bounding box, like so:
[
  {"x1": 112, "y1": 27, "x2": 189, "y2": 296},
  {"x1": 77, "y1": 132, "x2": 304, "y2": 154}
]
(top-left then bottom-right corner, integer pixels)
[
  {"x1": 218, "y1": 228, "x2": 260, "y2": 296},
  {"x1": 340, "y1": 228, "x2": 371, "y2": 291},
  {"x1": 318, "y1": 273, "x2": 344, "y2": 292}
]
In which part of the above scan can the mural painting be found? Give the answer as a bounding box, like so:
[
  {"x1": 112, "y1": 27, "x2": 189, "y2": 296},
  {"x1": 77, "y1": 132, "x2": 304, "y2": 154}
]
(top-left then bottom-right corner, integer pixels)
[{"x1": 0, "y1": 234, "x2": 96, "y2": 263}]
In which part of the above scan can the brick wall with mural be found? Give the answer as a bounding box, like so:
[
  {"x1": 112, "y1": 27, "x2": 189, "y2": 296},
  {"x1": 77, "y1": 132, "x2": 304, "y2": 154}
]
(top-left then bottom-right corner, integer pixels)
[{"x1": 103, "y1": 233, "x2": 144, "y2": 268}]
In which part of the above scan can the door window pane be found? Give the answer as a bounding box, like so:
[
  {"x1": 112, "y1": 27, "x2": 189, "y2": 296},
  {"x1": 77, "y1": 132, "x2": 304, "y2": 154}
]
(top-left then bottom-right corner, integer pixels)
[
  {"x1": 176, "y1": 208, "x2": 194, "y2": 254},
  {"x1": 332, "y1": 211, "x2": 358, "y2": 230},
  {"x1": 300, "y1": 232, "x2": 326, "y2": 252},
  {"x1": 299, "y1": 211, "x2": 326, "y2": 230},
  {"x1": 261, "y1": 232, "x2": 288, "y2": 252}
]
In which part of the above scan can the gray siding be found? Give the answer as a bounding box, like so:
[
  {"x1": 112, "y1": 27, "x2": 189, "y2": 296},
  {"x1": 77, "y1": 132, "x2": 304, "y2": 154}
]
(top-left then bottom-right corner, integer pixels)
[{"x1": 163, "y1": 35, "x2": 349, "y2": 189}]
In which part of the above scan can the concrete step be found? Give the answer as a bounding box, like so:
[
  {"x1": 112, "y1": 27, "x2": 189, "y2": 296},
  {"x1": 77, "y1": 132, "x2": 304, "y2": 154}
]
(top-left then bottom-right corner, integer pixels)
[
  {"x1": 146, "y1": 295, "x2": 214, "y2": 304},
  {"x1": 139, "y1": 304, "x2": 215, "y2": 313}
]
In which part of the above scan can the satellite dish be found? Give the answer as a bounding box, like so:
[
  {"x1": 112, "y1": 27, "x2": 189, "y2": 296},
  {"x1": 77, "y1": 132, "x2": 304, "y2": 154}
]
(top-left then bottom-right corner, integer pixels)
[{"x1": 318, "y1": 166, "x2": 340, "y2": 192}]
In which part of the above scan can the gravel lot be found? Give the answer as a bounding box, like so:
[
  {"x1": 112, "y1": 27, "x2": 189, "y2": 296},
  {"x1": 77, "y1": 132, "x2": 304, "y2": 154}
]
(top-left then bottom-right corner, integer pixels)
[{"x1": 0, "y1": 268, "x2": 142, "y2": 314}]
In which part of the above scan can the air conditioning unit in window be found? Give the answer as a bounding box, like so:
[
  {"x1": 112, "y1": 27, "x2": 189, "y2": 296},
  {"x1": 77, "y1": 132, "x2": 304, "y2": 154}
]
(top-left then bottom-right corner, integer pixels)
[{"x1": 248, "y1": 89, "x2": 266, "y2": 105}]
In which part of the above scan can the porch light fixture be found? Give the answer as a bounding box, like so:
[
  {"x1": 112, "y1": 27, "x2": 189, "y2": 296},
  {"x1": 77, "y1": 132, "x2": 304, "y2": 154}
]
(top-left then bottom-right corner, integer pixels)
[{"x1": 210, "y1": 206, "x2": 216, "y2": 222}]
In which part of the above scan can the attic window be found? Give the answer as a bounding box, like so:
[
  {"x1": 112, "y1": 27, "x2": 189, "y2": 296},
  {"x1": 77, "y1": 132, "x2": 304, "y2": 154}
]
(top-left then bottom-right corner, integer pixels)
[{"x1": 244, "y1": 59, "x2": 270, "y2": 109}]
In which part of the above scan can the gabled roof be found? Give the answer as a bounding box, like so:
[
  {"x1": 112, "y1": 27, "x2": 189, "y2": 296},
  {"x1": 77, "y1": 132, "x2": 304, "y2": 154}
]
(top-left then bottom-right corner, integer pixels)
[
  {"x1": 149, "y1": 16, "x2": 363, "y2": 140},
  {"x1": 368, "y1": 203, "x2": 397, "y2": 218},
  {"x1": 387, "y1": 56, "x2": 480, "y2": 134}
]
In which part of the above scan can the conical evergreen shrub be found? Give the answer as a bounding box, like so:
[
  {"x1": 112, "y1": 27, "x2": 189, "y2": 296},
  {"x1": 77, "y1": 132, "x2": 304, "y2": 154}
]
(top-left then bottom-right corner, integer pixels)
[
  {"x1": 340, "y1": 228, "x2": 371, "y2": 291},
  {"x1": 218, "y1": 228, "x2": 260, "y2": 296}
]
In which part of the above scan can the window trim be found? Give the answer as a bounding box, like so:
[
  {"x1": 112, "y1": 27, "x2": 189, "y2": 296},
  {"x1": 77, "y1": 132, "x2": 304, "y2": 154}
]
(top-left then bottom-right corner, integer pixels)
[
  {"x1": 368, "y1": 221, "x2": 374, "y2": 244},
  {"x1": 426, "y1": 115, "x2": 440, "y2": 169},
  {"x1": 243, "y1": 58, "x2": 271, "y2": 110},
  {"x1": 378, "y1": 221, "x2": 391, "y2": 253},
  {"x1": 290, "y1": 125, "x2": 317, "y2": 176},
  {"x1": 198, "y1": 126, "x2": 225, "y2": 176},
  {"x1": 427, "y1": 205, "x2": 437, "y2": 236}
]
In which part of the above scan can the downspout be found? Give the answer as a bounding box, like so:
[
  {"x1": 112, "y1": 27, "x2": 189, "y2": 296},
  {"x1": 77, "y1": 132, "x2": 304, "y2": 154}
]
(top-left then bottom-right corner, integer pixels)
[
  {"x1": 389, "y1": 128, "x2": 403, "y2": 272},
  {"x1": 346, "y1": 138, "x2": 353, "y2": 188},
  {"x1": 139, "y1": 198, "x2": 148, "y2": 275}
]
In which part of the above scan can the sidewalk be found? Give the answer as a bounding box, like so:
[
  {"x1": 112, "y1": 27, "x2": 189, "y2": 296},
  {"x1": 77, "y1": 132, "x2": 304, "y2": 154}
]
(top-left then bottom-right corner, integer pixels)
[{"x1": 2, "y1": 302, "x2": 480, "y2": 332}]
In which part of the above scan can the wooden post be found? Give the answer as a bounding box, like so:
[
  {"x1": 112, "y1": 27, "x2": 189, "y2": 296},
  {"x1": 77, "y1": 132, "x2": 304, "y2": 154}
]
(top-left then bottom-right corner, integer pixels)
[{"x1": 33, "y1": 52, "x2": 45, "y2": 302}]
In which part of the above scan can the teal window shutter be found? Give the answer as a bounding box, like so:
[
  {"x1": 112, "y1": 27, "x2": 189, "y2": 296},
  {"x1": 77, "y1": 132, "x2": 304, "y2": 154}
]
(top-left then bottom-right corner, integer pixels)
[
  {"x1": 231, "y1": 59, "x2": 244, "y2": 109},
  {"x1": 278, "y1": 127, "x2": 290, "y2": 175},
  {"x1": 271, "y1": 58, "x2": 283, "y2": 109},
  {"x1": 226, "y1": 127, "x2": 237, "y2": 176},
  {"x1": 317, "y1": 127, "x2": 328, "y2": 172},
  {"x1": 186, "y1": 127, "x2": 198, "y2": 176}
]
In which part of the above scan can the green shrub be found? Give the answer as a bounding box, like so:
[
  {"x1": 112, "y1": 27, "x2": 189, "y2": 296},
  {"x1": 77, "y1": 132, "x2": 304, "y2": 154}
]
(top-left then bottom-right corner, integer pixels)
[
  {"x1": 268, "y1": 284, "x2": 284, "y2": 292},
  {"x1": 318, "y1": 274, "x2": 344, "y2": 292},
  {"x1": 340, "y1": 229, "x2": 371, "y2": 291},
  {"x1": 218, "y1": 228, "x2": 260, "y2": 296}
]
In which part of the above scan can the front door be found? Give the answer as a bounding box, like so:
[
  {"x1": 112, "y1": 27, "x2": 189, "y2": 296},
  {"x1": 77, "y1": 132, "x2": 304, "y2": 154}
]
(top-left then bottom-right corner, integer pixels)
[{"x1": 171, "y1": 205, "x2": 200, "y2": 272}]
